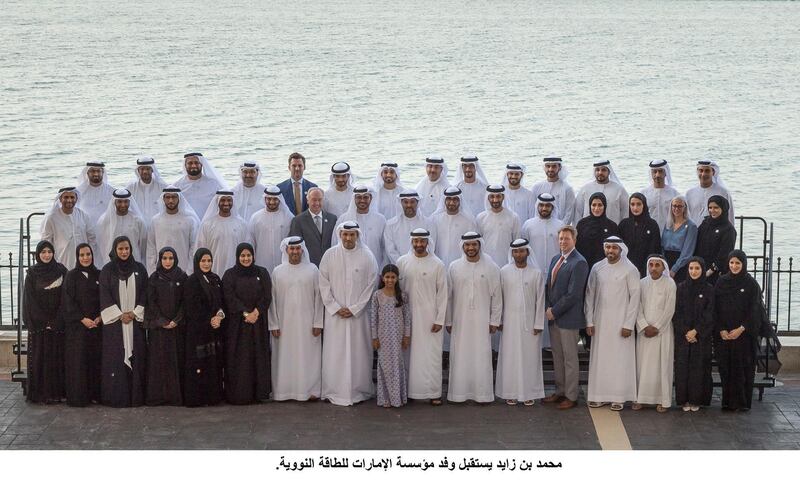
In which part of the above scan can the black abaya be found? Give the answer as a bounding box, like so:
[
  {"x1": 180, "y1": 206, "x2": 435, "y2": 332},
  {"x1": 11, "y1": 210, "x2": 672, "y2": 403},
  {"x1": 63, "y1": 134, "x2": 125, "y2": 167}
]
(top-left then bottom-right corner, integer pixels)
[
  {"x1": 145, "y1": 248, "x2": 187, "y2": 406},
  {"x1": 618, "y1": 193, "x2": 662, "y2": 278},
  {"x1": 61, "y1": 258, "x2": 102, "y2": 407},
  {"x1": 183, "y1": 267, "x2": 225, "y2": 407},
  {"x1": 23, "y1": 241, "x2": 68, "y2": 403},
  {"x1": 222, "y1": 243, "x2": 272, "y2": 405},
  {"x1": 575, "y1": 192, "x2": 619, "y2": 268},
  {"x1": 714, "y1": 251, "x2": 763, "y2": 411},
  {"x1": 672, "y1": 258, "x2": 715, "y2": 407},
  {"x1": 694, "y1": 195, "x2": 736, "y2": 285},
  {"x1": 98, "y1": 236, "x2": 148, "y2": 408}
]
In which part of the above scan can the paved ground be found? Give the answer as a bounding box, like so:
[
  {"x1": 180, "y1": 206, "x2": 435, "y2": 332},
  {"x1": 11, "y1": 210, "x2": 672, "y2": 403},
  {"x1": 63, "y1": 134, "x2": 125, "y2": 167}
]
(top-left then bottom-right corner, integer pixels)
[{"x1": 1, "y1": 378, "x2": 799, "y2": 450}]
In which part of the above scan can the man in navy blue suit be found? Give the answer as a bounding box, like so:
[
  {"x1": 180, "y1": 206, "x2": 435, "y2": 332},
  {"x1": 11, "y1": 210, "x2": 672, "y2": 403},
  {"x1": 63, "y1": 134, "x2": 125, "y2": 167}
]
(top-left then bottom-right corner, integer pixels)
[
  {"x1": 542, "y1": 224, "x2": 588, "y2": 410},
  {"x1": 277, "y1": 152, "x2": 318, "y2": 216}
]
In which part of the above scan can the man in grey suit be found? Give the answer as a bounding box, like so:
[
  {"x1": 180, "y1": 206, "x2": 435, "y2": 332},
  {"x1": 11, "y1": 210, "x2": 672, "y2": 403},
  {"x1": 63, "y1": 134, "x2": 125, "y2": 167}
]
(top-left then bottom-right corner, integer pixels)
[
  {"x1": 542, "y1": 225, "x2": 589, "y2": 409},
  {"x1": 289, "y1": 187, "x2": 337, "y2": 266}
]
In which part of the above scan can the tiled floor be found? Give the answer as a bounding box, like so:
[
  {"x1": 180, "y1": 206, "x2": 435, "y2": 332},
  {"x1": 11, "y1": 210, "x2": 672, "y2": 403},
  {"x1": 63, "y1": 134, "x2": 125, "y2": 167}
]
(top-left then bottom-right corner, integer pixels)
[{"x1": 0, "y1": 380, "x2": 798, "y2": 450}]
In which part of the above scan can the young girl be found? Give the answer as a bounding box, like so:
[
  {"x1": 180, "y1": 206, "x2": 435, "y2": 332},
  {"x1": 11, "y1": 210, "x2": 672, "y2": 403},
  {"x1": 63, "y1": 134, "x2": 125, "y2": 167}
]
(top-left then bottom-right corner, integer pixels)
[{"x1": 369, "y1": 264, "x2": 412, "y2": 408}]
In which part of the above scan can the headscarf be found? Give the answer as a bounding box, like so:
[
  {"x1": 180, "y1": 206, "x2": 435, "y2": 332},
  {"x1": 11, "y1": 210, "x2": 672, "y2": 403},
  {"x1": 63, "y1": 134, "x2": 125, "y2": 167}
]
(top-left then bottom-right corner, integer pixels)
[
  {"x1": 533, "y1": 192, "x2": 561, "y2": 221},
  {"x1": 579, "y1": 192, "x2": 613, "y2": 242},
  {"x1": 590, "y1": 160, "x2": 621, "y2": 185},
  {"x1": 178, "y1": 152, "x2": 229, "y2": 190},
  {"x1": 74, "y1": 242, "x2": 100, "y2": 276},
  {"x1": 715, "y1": 249, "x2": 753, "y2": 296},
  {"x1": 500, "y1": 162, "x2": 526, "y2": 187},
  {"x1": 705, "y1": 195, "x2": 730, "y2": 228},
  {"x1": 193, "y1": 248, "x2": 222, "y2": 309},
  {"x1": 697, "y1": 160, "x2": 729, "y2": 190},
  {"x1": 263, "y1": 185, "x2": 294, "y2": 217},
  {"x1": 328, "y1": 162, "x2": 356, "y2": 190},
  {"x1": 685, "y1": 256, "x2": 709, "y2": 297},
  {"x1": 648, "y1": 159, "x2": 674, "y2": 187},
  {"x1": 415, "y1": 155, "x2": 450, "y2": 192},
  {"x1": 483, "y1": 184, "x2": 510, "y2": 212},
  {"x1": 645, "y1": 254, "x2": 670, "y2": 280},
  {"x1": 507, "y1": 237, "x2": 539, "y2": 270},
  {"x1": 279, "y1": 236, "x2": 310, "y2": 265},
  {"x1": 109, "y1": 236, "x2": 137, "y2": 281},
  {"x1": 155, "y1": 246, "x2": 183, "y2": 282},
  {"x1": 76, "y1": 161, "x2": 110, "y2": 192},
  {"x1": 455, "y1": 154, "x2": 489, "y2": 186},
  {"x1": 542, "y1": 156, "x2": 570, "y2": 181},
  {"x1": 29, "y1": 240, "x2": 66, "y2": 288},
  {"x1": 232, "y1": 242, "x2": 257, "y2": 276},
  {"x1": 628, "y1": 192, "x2": 652, "y2": 223},
  {"x1": 158, "y1": 186, "x2": 201, "y2": 223}
]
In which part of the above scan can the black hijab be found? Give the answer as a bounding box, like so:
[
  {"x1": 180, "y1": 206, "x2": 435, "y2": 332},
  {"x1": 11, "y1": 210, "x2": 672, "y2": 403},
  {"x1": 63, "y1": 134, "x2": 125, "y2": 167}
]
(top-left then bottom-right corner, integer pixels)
[
  {"x1": 627, "y1": 192, "x2": 652, "y2": 223},
  {"x1": 155, "y1": 246, "x2": 184, "y2": 282},
  {"x1": 231, "y1": 243, "x2": 257, "y2": 277},
  {"x1": 108, "y1": 236, "x2": 136, "y2": 280},
  {"x1": 29, "y1": 240, "x2": 66, "y2": 288},
  {"x1": 715, "y1": 249, "x2": 753, "y2": 296},
  {"x1": 705, "y1": 195, "x2": 730, "y2": 228},
  {"x1": 685, "y1": 256, "x2": 709, "y2": 296},
  {"x1": 580, "y1": 192, "x2": 614, "y2": 239},
  {"x1": 74, "y1": 242, "x2": 100, "y2": 276},
  {"x1": 193, "y1": 248, "x2": 222, "y2": 309}
]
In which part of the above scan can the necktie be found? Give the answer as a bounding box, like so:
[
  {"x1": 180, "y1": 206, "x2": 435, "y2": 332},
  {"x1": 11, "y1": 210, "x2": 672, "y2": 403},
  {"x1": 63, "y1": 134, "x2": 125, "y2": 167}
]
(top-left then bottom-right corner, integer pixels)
[
  {"x1": 314, "y1": 214, "x2": 322, "y2": 234},
  {"x1": 293, "y1": 181, "x2": 302, "y2": 215},
  {"x1": 551, "y1": 255, "x2": 566, "y2": 288}
]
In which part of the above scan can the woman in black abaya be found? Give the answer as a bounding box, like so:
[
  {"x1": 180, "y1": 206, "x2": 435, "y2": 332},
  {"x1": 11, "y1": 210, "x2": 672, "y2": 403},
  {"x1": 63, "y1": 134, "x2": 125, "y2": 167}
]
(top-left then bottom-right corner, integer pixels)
[
  {"x1": 183, "y1": 248, "x2": 226, "y2": 407},
  {"x1": 62, "y1": 243, "x2": 102, "y2": 406},
  {"x1": 576, "y1": 192, "x2": 619, "y2": 268},
  {"x1": 672, "y1": 257, "x2": 715, "y2": 411},
  {"x1": 98, "y1": 236, "x2": 148, "y2": 407},
  {"x1": 714, "y1": 250, "x2": 763, "y2": 411},
  {"x1": 694, "y1": 195, "x2": 736, "y2": 285},
  {"x1": 145, "y1": 247, "x2": 187, "y2": 406},
  {"x1": 23, "y1": 240, "x2": 68, "y2": 403},
  {"x1": 618, "y1": 192, "x2": 662, "y2": 277},
  {"x1": 222, "y1": 243, "x2": 272, "y2": 404}
]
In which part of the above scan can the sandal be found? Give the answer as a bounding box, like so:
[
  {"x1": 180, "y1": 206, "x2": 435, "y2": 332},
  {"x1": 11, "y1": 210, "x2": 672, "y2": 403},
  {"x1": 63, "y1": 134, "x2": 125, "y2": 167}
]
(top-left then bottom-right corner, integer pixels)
[
  {"x1": 682, "y1": 404, "x2": 691, "y2": 412},
  {"x1": 430, "y1": 398, "x2": 442, "y2": 406},
  {"x1": 588, "y1": 401, "x2": 605, "y2": 408},
  {"x1": 506, "y1": 399, "x2": 518, "y2": 406},
  {"x1": 610, "y1": 403, "x2": 624, "y2": 411},
  {"x1": 690, "y1": 405, "x2": 700, "y2": 412},
  {"x1": 523, "y1": 400, "x2": 535, "y2": 406},
  {"x1": 631, "y1": 403, "x2": 642, "y2": 411},
  {"x1": 656, "y1": 405, "x2": 668, "y2": 413}
]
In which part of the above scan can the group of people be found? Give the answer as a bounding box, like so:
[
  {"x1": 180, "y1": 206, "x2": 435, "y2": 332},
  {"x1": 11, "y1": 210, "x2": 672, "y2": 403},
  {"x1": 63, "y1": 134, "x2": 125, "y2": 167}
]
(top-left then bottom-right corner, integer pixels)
[{"x1": 24, "y1": 151, "x2": 764, "y2": 412}]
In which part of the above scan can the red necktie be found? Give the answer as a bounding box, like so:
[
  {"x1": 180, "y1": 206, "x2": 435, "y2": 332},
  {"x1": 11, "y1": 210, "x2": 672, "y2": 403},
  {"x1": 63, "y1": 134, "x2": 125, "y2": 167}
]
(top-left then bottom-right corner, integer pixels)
[{"x1": 551, "y1": 255, "x2": 565, "y2": 288}]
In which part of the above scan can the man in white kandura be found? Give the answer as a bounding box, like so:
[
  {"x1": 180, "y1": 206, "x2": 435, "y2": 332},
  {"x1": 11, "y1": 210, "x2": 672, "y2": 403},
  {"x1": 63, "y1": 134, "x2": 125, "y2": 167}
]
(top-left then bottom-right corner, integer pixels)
[
  {"x1": 231, "y1": 162, "x2": 267, "y2": 222},
  {"x1": 454, "y1": 154, "x2": 489, "y2": 217},
  {"x1": 174, "y1": 152, "x2": 228, "y2": 219},
  {"x1": 319, "y1": 221, "x2": 379, "y2": 406},
  {"x1": 430, "y1": 186, "x2": 477, "y2": 268},
  {"x1": 373, "y1": 162, "x2": 405, "y2": 221},
  {"x1": 383, "y1": 190, "x2": 432, "y2": 265},
  {"x1": 639, "y1": 160, "x2": 680, "y2": 230},
  {"x1": 335, "y1": 185, "x2": 387, "y2": 265},
  {"x1": 585, "y1": 236, "x2": 641, "y2": 411},
  {"x1": 250, "y1": 185, "x2": 294, "y2": 273},
  {"x1": 125, "y1": 156, "x2": 168, "y2": 225},
  {"x1": 476, "y1": 184, "x2": 521, "y2": 268},
  {"x1": 501, "y1": 163, "x2": 536, "y2": 223},
  {"x1": 531, "y1": 157, "x2": 576, "y2": 226},
  {"x1": 574, "y1": 160, "x2": 629, "y2": 224},
  {"x1": 685, "y1": 159, "x2": 735, "y2": 226},
  {"x1": 95, "y1": 188, "x2": 148, "y2": 267},
  {"x1": 634, "y1": 254, "x2": 677, "y2": 413},
  {"x1": 415, "y1": 155, "x2": 450, "y2": 217},
  {"x1": 496, "y1": 238, "x2": 546, "y2": 406},
  {"x1": 324, "y1": 162, "x2": 356, "y2": 217},
  {"x1": 76, "y1": 161, "x2": 116, "y2": 226},
  {"x1": 146, "y1": 187, "x2": 199, "y2": 274},
  {"x1": 521, "y1": 193, "x2": 565, "y2": 349},
  {"x1": 40, "y1": 187, "x2": 96, "y2": 269},
  {"x1": 268, "y1": 236, "x2": 324, "y2": 401},
  {"x1": 446, "y1": 232, "x2": 502, "y2": 404},
  {"x1": 195, "y1": 190, "x2": 251, "y2": 274},
  {"x1": 397, "y1": 228, "x2": 448, "y2": 406}
]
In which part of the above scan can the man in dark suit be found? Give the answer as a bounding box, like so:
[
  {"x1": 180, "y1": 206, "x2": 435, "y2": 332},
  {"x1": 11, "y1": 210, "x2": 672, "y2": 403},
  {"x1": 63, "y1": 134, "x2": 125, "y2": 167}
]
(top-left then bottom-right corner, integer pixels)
[
  {"x1": 542, "y1": 225, "x2": 589, "y2": 410},
  {"x1": 289, "y1": 187, "x2": 337, "y2": 266},
  {"x1": 277, "y1": 152, "x2": 318, "y2": 216}
]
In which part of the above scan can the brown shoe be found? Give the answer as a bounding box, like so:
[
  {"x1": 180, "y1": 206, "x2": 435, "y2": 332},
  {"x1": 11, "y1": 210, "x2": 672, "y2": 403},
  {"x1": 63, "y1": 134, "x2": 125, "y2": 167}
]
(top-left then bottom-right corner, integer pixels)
[
  {"x1": 557, "y1": 399, "x2": 577, "y2": 410},
  {"x1": 543, "y1": 394, "x2": 565, "y2": 403}
]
